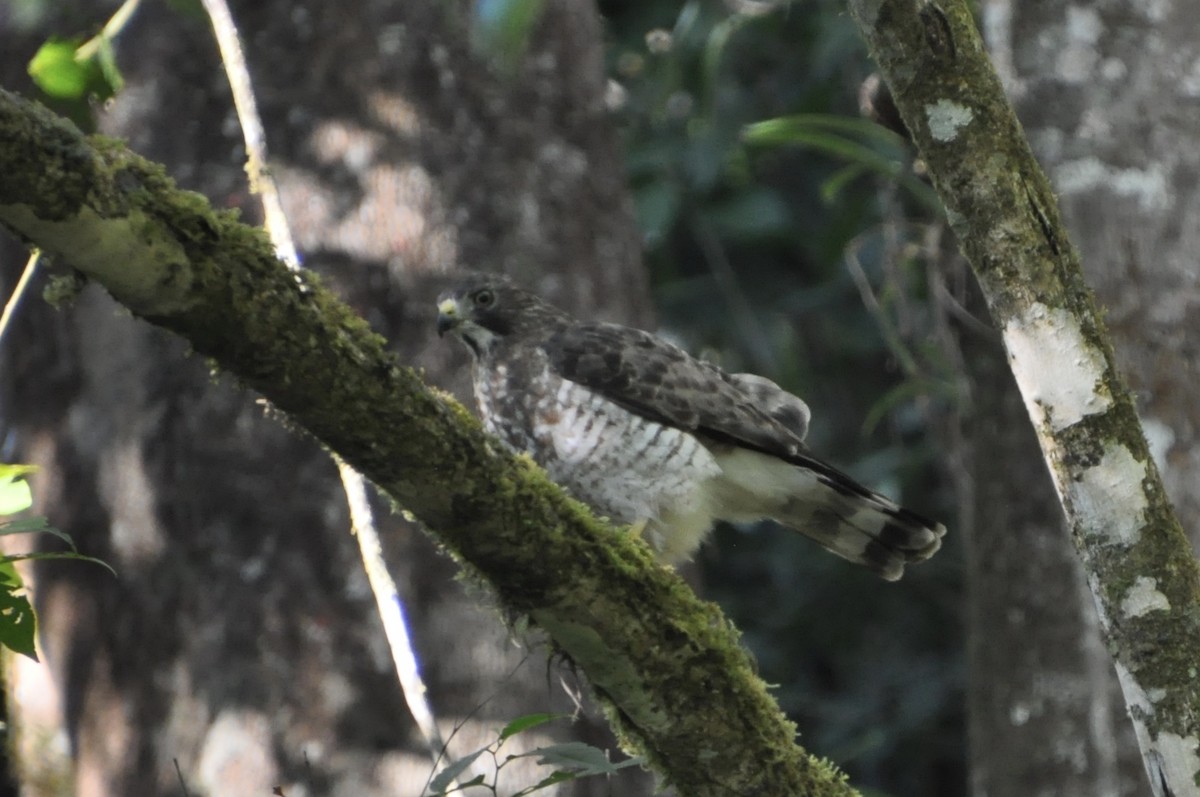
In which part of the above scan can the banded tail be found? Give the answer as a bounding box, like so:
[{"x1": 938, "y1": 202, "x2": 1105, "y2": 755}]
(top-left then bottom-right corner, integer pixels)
[
  {"x1": 713, "y1": 447, "x2": 946, "y2": 581},
  {"x1": 775, "y1": 453, "x2": 945, "y2": 580}
]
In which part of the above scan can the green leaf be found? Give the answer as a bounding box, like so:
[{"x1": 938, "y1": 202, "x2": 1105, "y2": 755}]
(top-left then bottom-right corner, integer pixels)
[
  {"x1": 517, "y1": 742, "x2": 642, "y2": 777},
  {"x1": 28, "y1": 33, "x2": 124, "y2": 107},
  {"x1": 3, "y1": 552, "x2": 117, "y2": 579},
  {"x1": 0, "y1": 559, "x2": 25, "y2": 589},
  {"x1": 512, "y1": 769, "x2": 576, "y2": 796},
  {"x1": 743, "y1": 115, "x2": 942, "y2": 211},
  {"x1": 5, "y1": 521, "x2": 77, "y2": 550},
  {"x1": 0, "y1": 474, "x2": 33, "y2": 516},
  {"x1": 821, "y1": 162, "x2": 873, "y2": 204},
  {"x1": 698, "y1": 13, "x2": 754, "y2": 116},
  {"x1": 0, "y1": 517, "x2": 51, "y2": 535},
  {"x1": 428, "y1": 749, "x2": 485, "y2": 794},
  {"x1": 28, "y1": 39, "x2": 91, "y2": 99},
  {"x1": 0, "y1": 579, "x2": 37, "y2": 660},
  {"x1": 0, "y1": 465, "x2": 37, "y2": 482},
  {"x1": 499, "y1": 712, "x2": 566, "y2": 741},
  {"x1": 744, "y1": 113, "x2": 908, "y2": 149}
]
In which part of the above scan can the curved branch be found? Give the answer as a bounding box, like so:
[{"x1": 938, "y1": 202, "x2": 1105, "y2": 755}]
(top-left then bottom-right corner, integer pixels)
[
  {"x1": 844, "y1": 2, "x2": 1200, "y2": 793},
  {"x1": 0, "y1": 88, "x2": 856, "y2": 797}
]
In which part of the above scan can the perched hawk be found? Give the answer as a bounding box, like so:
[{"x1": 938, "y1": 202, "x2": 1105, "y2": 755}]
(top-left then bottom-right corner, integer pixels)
[{"x1": 436, "y1": 273, "x2": 945, "y2": 580}]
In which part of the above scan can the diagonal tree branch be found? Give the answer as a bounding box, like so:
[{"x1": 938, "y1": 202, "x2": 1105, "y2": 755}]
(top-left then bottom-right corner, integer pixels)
[
  {"x1": 0, "y1": 88, "x2": 857, "y2": 797},
  {"x1": 844, "y1": 2, "x2": 1200, "y2": 794}
]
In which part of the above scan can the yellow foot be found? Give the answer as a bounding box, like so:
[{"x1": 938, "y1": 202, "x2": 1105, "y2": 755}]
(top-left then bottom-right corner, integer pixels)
[{"x1": 627, "y1": 518, "x2": 650, "y2": 540}]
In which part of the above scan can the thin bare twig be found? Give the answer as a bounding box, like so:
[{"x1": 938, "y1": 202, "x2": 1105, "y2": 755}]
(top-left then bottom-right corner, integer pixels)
[
  {"x1": 843, "y1": 226, "x2": 921, "y2": 378},
  {"x1": 0, "y1": 250, "x2": 41, "y2": 350},
  {"x1": 198, "y1": 0, "x2": 449, "y2": 775},
  {"x1": 76, "y1": 0, "x2": 143, "y2": 61},
  {"x1": 173, "y1": 757, "x2": 193, "y2": 797},
  {"x1": 337, "y1": 457, "x2": 449, "y2": 762},
  {"x1": 199, "y1": 0, "x2": 299, "y2": 269}
]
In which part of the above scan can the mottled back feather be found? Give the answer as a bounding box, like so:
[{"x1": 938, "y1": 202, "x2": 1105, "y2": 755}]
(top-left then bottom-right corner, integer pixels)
[{"x1": 544, "y1": 324, "x2": 809, "y2": 458}]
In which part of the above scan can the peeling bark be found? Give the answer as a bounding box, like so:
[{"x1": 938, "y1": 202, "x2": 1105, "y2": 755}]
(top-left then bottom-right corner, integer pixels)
[{"x1": 844, "y1": 1, "x2": 1200, "y2": 794}]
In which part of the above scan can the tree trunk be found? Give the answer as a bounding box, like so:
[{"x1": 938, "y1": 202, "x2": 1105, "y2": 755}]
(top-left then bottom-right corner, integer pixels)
[
  {"x1": 0, "y1": 1, "x2": 653, "y2": 795},
  {"x1": 960, "y1": 2, "x2": 1175, "y2": 793},
  {"x1": 985, "y1": 0, "x2": 1200, "y2": 564},
  {"x1": 844, "y1": 1, "x2": 1200, "y2": 794},
  {"x1": 963, "y1": 288, "x2": 1136, "y2": 797}
]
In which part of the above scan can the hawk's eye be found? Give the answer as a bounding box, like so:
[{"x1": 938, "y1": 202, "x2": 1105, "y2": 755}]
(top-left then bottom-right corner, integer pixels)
[{"x1": 474, "y1": 289, "x2": 495, "y2": 308}]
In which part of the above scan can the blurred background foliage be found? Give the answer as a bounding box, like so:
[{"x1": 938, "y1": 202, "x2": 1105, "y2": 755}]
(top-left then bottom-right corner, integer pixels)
[{"x1": 599, "y1": 1, "x2": 964, "y2": 794}]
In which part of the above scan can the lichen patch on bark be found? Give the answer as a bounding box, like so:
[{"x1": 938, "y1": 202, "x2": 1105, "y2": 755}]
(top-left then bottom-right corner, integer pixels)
[
  {"x1": 1069, "y1": 443, "x2": 1148, "y2": 547},
  {"x1": 1003, "y1": 302, "x2": 1111, "y2": 432},
  {"x1": 925, "y1": 99, "x2": 975, "y2": 142},
  {"x1": 1120, "y1": 576, "x2": 1171, "y2": 618}
]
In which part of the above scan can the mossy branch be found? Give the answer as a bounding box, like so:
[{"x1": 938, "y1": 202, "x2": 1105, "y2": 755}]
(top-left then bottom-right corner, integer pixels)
[
  {"x1": 845, "y1": 1, "x2": 1200, "y2": 791},
  {"x1": 0, "y1": 88, "x2": 859, "y2": 797}
]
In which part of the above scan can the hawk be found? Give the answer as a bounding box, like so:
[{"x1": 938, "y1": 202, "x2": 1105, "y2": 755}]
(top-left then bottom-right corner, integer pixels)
[{"x1": 436, "y1": 273, "x2": 945, "y2": 580}]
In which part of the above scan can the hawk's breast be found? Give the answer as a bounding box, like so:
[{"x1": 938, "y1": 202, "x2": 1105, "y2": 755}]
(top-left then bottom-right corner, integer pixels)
[{"x1": 474, "y1": 349, "x2": 721, "y2": 558}]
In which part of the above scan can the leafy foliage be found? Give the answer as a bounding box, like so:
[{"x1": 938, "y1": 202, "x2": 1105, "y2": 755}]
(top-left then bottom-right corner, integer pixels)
[
  {"x1": 743, "y1": 114, "x2": 940, "y2": 211},
  {"x1": 27, "y1": 37, "x2": 121, "y2": 102},
  {"x1": 25, "y1": 0, "x2": 135, "y2": 130},
  {"x1": 0, "y1": 465, "x2": 115, "y2": 661},
  {"x1": 0, "y1": 465, "x2": 41, "y2": 660},
  {"x1": 425, "y1": 713, "x2": 643, "y2": 796}
]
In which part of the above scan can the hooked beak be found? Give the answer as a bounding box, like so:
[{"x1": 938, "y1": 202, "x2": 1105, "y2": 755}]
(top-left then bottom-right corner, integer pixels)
[{"x1": 436, "y1": 297, "x2": 462, "y2": 337}]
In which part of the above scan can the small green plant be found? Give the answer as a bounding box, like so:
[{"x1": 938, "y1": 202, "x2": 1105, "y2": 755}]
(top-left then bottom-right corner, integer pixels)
[
  {"x1": 0, "y1": 464, "x2": 114, "y2": 660},
  {"x1": 426, "y1": 713, "x2": 644, "y2": 796},
  {"x1": 26, "y1": 0, "x2": 138, "y2": 130}
]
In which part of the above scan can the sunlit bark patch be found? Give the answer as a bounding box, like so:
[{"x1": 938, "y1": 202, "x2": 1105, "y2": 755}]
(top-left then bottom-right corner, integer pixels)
[{"x1": 1003, "y1": 302, "x2": 1111, "y2": 432}]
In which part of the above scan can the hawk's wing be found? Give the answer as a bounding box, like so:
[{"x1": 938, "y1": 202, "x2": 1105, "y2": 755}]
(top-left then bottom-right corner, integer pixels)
[
  {"x1": 544, "y1": 322, "x2": 939, "y2": 536},
  {"x1": 543, "y1": 322, "x2": 944, "y2": 577},
  {"x1": 543, "y1": 322, "x2": 809, "y2": 457}
]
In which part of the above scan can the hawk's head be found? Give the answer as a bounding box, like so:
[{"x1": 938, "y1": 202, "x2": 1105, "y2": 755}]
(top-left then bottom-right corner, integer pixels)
[{"x1": 436, "y1": 273, "x2": 560, "y2": 357}]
